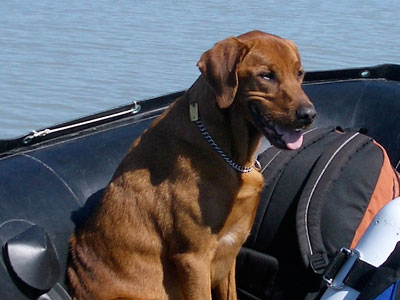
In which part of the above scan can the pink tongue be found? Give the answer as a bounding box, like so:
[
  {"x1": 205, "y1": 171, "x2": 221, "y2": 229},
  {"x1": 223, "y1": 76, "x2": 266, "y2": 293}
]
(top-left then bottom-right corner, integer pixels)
[{"x1": 275, "y1": 126, "x2": 304, "y2": 150}]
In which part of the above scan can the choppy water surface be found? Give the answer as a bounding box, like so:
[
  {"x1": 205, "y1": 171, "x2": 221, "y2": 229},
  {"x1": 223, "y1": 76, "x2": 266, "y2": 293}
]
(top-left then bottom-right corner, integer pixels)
[{"x1": 1, "y1": 1, "x2": 399, "y2": 138}]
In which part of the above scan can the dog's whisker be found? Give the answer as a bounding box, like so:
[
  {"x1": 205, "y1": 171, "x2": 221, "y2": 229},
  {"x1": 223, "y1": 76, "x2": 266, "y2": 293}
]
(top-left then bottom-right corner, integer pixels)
[
  {"x1": 247, "y1": 96, "x2": 269, "y2": 103},
  {"x1": 246, "y1": 91, "x2": 271, "y2": 100}
]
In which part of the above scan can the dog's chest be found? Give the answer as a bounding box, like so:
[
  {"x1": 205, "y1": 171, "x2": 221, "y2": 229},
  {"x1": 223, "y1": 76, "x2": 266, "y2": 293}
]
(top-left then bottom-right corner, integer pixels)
[
  {"x1": 212, "y1": 174, "x2": 264, "y2": 282},
  {"x1": 211, "y1": 219, "x2": 253, "y2": 285},
  {"x1": 219, "y1": 230, "x2": 239, "y2": 246},
  {"x1": 218, "y1": 173, "x2": 263, "y2": 245},
  {"x1": 218, "y1": 225, "x2": 248, "y2": 247}
]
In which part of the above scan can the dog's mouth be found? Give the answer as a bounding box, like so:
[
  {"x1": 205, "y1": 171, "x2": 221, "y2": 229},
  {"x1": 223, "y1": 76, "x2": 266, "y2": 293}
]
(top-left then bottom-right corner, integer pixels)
[{"x1": 249, "y1": 103, "x2": 304, "y2": 150}]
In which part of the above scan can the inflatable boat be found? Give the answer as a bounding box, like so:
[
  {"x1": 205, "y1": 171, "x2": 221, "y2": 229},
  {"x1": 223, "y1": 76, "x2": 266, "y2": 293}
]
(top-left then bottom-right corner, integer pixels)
[{"x1": 1, "y1": 64, "x2": 400, "y2": 300}]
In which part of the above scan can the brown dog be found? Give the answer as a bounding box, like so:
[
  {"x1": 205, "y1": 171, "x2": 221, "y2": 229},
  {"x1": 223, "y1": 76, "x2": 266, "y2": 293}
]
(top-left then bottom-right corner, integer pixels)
[{"x1": 67, "y1": 30, "x2": 315, "y2": 300}]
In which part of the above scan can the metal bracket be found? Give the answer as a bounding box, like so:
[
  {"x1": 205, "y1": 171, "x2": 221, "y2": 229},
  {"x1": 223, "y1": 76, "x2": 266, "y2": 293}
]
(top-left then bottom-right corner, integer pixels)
[{"x1": 322, "y1": 247, "x2": 359, "y2": 290}]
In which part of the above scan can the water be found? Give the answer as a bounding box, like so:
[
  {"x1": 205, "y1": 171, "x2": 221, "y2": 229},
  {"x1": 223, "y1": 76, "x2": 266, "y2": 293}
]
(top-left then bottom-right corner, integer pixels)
[{"x1": 1, "y1": 0, "x2": 399, "y2": 139}]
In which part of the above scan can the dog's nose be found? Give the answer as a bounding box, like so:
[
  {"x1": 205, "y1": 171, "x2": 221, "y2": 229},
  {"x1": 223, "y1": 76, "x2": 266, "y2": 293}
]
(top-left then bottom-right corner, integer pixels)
[{"x1": 296, "y1": 105, "x2": 316, "y2": 126}]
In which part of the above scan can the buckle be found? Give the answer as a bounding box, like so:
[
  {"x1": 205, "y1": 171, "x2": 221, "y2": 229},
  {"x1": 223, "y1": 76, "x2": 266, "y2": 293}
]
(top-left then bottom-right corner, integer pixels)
[{"x1": 310, "y1": 252, "x2": 329, "y2": 274}]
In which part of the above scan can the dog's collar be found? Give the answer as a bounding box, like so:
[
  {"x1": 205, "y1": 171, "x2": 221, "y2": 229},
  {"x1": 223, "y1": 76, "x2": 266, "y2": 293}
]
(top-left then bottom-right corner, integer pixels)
[{"x1": 190, "y1": 102, "x2": 256, "y2": 173}]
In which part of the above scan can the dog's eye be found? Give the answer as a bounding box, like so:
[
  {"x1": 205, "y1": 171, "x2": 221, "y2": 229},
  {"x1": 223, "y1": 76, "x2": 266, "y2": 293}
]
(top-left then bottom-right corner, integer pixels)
[
  {"x1": 298, "y1": 69, "x2": 305, "y2": 79},
  {"x1": 260, "y1": 72, "x2": 276, "y2": 81}
]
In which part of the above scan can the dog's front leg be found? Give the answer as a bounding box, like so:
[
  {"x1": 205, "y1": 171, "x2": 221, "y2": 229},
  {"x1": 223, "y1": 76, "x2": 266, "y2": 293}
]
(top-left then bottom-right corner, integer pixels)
[
  {"x1": 174, "y1": 252, "x2": 213, "y2": 300},
  {"x1": 212, "y1": 260, "x2": 237, "y2": 300}
]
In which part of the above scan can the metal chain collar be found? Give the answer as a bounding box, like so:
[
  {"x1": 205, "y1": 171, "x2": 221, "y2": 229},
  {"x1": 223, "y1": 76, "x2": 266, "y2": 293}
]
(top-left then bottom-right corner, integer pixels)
[{"x1": 195, "y1": 118, "x2": 254, "y2": 173}]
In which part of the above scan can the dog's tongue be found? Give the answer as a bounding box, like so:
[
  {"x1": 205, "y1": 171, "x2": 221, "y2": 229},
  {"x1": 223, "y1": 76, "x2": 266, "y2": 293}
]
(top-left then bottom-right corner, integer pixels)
[{"x1": 275, "y1": 125, "x2": 304, "y2": 150}]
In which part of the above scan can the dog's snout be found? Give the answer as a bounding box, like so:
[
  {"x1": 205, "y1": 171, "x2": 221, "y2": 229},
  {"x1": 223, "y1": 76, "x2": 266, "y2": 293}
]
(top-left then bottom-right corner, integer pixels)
[{"x1": 296, "y1": 105, "x2": 316, "y2": 126}]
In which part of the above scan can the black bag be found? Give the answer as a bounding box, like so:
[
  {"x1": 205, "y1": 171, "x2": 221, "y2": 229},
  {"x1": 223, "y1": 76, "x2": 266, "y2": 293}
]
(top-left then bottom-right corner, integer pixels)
[{"x1": 236, "y1": 127, "x2": 400, "y2": 300}]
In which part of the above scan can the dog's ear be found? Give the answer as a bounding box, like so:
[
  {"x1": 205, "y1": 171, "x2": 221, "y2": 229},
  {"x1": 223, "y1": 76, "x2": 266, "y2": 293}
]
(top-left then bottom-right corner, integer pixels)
[{"x1": 197, "y1": 37, "x2": 250, "y2": 109}]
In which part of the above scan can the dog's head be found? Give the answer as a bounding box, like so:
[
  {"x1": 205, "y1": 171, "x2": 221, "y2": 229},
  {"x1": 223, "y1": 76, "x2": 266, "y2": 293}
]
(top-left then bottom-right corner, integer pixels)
[{"x1": 197, "y1": 30, "x2": 316, "y2": 150}]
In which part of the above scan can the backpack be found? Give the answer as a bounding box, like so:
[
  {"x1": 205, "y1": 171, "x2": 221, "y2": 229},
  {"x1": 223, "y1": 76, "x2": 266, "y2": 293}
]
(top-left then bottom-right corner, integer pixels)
[{"x1": 236, "y1": 127, "x2": 400, "y2": 300}]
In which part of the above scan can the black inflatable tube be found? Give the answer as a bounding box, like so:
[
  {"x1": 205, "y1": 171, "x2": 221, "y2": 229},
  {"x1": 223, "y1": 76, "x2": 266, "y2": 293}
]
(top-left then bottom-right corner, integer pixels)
[{"x1": 0, "y1": 65, "x2": 400, "y2": 299}]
